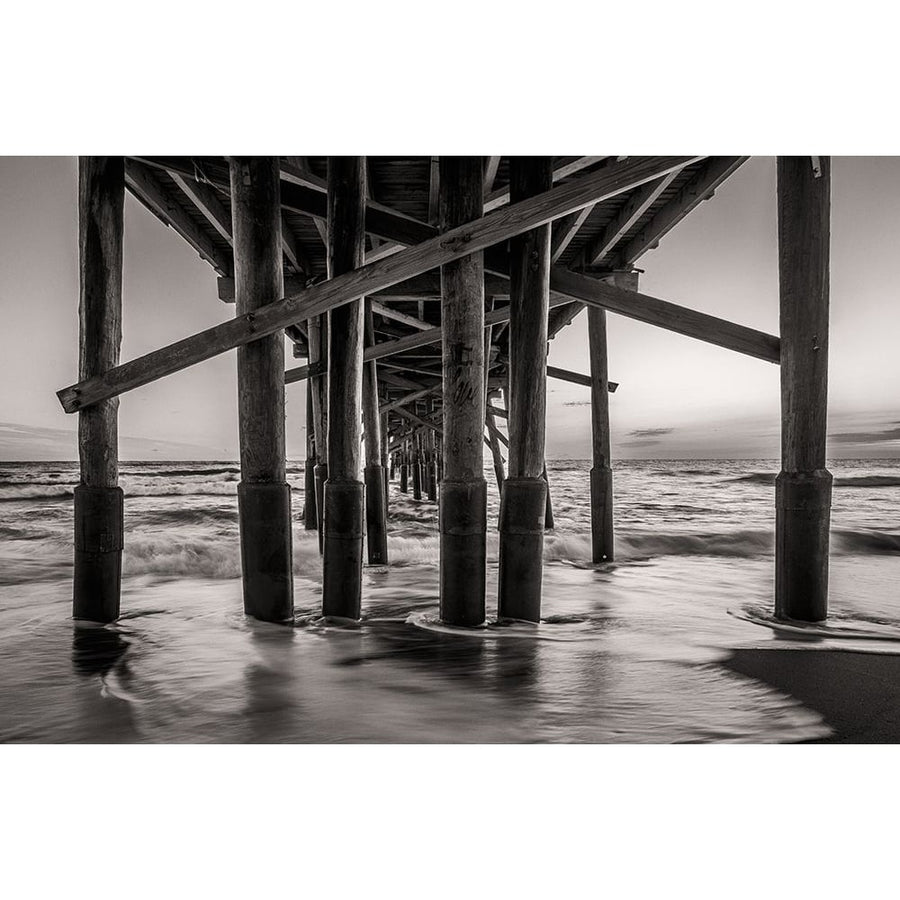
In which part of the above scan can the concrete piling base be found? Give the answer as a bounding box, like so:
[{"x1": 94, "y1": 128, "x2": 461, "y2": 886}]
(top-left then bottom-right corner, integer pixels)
[
  {"x1": 775, "y1": 469, "x2": 832, "y2": 622},
  {"x1": 439, "y1": 479, "x2": 487, "y2": 626},
  {"x1": 498, "y1": 477, "x2": 547, "y2": 623},
  {"x1": 364, "y1": 464, "x2": 389, "y2": 565},
  {"x1": 237, "y1": 481, "x2": 294, "y2": 623},
  {"x1": 304, "y1": 457, "x2": 318, "y2": 530},
  {"x1": 314, "y1": 463, "x2": 328, "y2": 553},
  {"x1": 590, "y1": 465, "x2": 614, "y2": 562},
  {"x1": 73, "y1": 485, "x2": 124, "y2": 623},
  {"x1": 322, "y1": 480, "x2": 365, "y2": 619}
]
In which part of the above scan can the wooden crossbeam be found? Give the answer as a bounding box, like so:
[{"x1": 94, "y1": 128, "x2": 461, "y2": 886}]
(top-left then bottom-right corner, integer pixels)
[
  {"x1": 379, "y1": 385, "x2": 439, "y2": 414},
  {"x1": 483, "y1": 156, "x2": 607, "y2": 212},
  {"x1": 483, "y1": 157, "x2": 501, "y2": 194},
  {"x1": 611, "y1": 156, "x2": 749, "y2": 268},
  {"x1": 61, "y1": 156, "x2": 698, "y2": 413},
  {"x1": 370, "y1": 300, "x2": 432, "y2": 331},
  {"x1": 125, "y1": 160, "x2": 233, "y2": 278},
  {"x1": 580, "y1": 170, "x2": 680, "y2": 267},
  {"x1": 132, "y1": 156, "x2": 437, "y2": 248},
  {"x1": 549, "y1": 267, "x2": 780, "y2": 363},
  {"x1": 550, "y1": 206, "x2": 595, "y2": 263}
]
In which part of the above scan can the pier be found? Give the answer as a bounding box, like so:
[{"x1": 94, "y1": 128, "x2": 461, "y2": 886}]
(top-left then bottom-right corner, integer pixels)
[{"x1": 58, "y1": 156, "x2": 830, "y2": 627}]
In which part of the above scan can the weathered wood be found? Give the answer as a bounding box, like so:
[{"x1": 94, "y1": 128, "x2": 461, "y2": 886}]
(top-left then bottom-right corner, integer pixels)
[
  {"x1": 484, "y1": 156, "x2": 607, "y2": 212},
  {"x1": 548, "y1": 268, "x2": 781, "y2": 364},
  {"x1": 483, "y1": 156, "x2": 501, "y2": 194},
  {"x1": 775, "y1": 156, "x2": 832, "y2": 623},
  {"x1": 499, "y1": 157, "x2": 553, "y2": 624},
  {"x1": 439, "y1": 157, "x2": 487, "y2": 626},
  {"x1": 230, "y1": 158, "x2": 293, "y2": 623},
  {"x1": 363, "y1": 299, "x2": 388, "y2": 564},
  {"x1": 587, "y1": 272, "x2": 635, "y2": 563},
  {"x1": 125, "y1": 160, "x2": 233, "y2": 277},
  {"x1": 371, "y1": 300, "x2": 432, "y2": 331},
  {"x1": 581, "y1": 171, "x2": 680, "y2": 267},
  {"x1": 304, "y1": 382, "x2": 318, "y2": 530},
  {"x1": 550, "y1": 205, "x2": 595, "y2": 263},
  {"x1": 322, "y1": 157, "x2": 367, "y2": 619},
  {"x1": 59, "y1": 156, "x2": 701, "y2": 413},
  {"x1": 612, "y1": 156, "x2": 748, "y2": 268},
  {"x1": 74, "y1": 157, "x2": 125, "y2": 623}
]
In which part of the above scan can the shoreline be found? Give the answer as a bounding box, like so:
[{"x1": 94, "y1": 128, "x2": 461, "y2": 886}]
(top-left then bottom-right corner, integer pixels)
[{"x1": 722, "y1": 648, "x2": 900, "y2": 743}]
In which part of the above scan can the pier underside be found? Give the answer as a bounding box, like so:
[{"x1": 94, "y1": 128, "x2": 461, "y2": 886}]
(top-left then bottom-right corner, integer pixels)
[{"x1": 58, "y1": 156, "x2": 831, "y2": 628}]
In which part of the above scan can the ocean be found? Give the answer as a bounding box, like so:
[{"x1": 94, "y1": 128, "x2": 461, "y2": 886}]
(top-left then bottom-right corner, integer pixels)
[{"x1": 2, "y1": 457, "x2": 900, "y2": 743}]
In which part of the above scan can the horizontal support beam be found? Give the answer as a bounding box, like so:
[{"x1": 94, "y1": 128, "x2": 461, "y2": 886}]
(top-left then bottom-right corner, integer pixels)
[
  {"x1": 549, "y1": 268, "x2": 781, "y2": 364},
  {"x1": 62, "y1": 156, "x2": 699, "y2": 412},
  {"x1": 547, "y1": 365, "x2": 618, "y2": 392}
]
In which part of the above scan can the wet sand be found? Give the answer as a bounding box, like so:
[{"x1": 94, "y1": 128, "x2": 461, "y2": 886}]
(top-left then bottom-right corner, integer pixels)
[{"x1": 723, "y1": 648, "x2": 900, "y2": 743}]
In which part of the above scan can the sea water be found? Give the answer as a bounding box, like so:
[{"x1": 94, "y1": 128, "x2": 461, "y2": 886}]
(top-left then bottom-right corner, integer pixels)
[{"x1": 2, "y1": 458, "x2": 900, "y2": 743}]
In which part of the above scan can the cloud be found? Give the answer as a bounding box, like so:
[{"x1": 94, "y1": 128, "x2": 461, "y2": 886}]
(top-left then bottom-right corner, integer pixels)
[
  {"x1": 830, "y1": 425, "x2": 900, "y2": 444},
  {"x1": 628, "y1": 427, "x2": 674, "y2": 438}
]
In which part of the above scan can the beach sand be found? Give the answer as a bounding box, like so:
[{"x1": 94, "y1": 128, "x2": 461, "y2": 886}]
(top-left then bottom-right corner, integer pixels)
[{"x1": 723, "y1": 648, "x2": 900, "y2": 743}]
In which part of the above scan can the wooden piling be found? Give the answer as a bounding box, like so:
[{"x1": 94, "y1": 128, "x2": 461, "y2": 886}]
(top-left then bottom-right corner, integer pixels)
[
  {"x1": 363, "y1": 300, "x2": 389, "y2": 564},
  {"x1": 587, "y1": 270, "x2": 633, "y2": 562},
  {"x1": 73, "y1": 157, "x2": 125, "y2": 623},
  {"x1": 400, "y1": 440, "x2": 410, "y2": 493},
  {"x1": 498, "y1": 157, "x2": 552, "y2": 623},
  {"x1": 439, "y1": 156, "x2": 487, "y2": 626},
  {"x1": 542, "y1": 464, "x2": 555, "y2": 531},
  {"x1": 309, "y1": 315, "x2": 328, "y2": 553},
  {"x1": 322, "y1": 156, "x2": 366, "y2": 619},
  {"x1": 775, "y1": 156, "x2": 832, "y2": 622},
  {"x1": 304, "y1": 382, "x2": 318, "y2": 530},
  {"x1": 426, "y1": 399, "x2": 438, "y2": 501},
  {"x1": 230, "y1": 157, "x2": 294, "y2": 623},
  {"x1": 412, "y1": 431, "x2": 423, "y2": 500}
]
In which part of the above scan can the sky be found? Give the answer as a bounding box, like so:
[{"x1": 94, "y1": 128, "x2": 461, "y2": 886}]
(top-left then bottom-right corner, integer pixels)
[{"x1": 1, "y1": 156, "x2": 899, "y2": 461}]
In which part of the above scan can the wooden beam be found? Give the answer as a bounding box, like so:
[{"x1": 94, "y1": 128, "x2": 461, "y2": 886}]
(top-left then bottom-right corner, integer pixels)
[
  {"x1": 362, "y1": 298, "x2": 388, "y2": 564},
  {"x1": 125, "y1": 160, "x2": 233, "y2": 277},
  {"x1": 370, "y1": 300, "x2": 431, "y2": 331},
  {"x1": 171, "y1": 172, "x2": 233, "y2": 243},
  {"x1": 133, "y1": 155, "x2": 437, "y2": 249},
  {"x1": 580, "y1": 170, "x2": 680, "y2": 267},
  {"x1": 483, "y1": 156, "x2": 501, "y2": 194},
  {"x1": 550, "y1": 206, "x2": 595, "y2": 264},
  {"x1": 548, "y1": 267, "x2": 780, "y2": 364},
  {"x1": 59, "y1": 156, "x2": 701, "y2": 413},
  {"x1": 484, "y1": 156, "x2": 607, "y2": 212},
  {"x1": 611, "y1": 156, "x2": 749, "y2": 268}
]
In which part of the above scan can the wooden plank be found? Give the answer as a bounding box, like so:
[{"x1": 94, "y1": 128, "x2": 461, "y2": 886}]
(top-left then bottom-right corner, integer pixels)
[
  {"x1": 548, "y1": 267, "x2": 781, "y2": 363},
  {"x1": 370, "y1": 300, "x2": 431, "y2": 331},
  {"x1": 125, "y1": 160, "x2": 234, "y2": 277},
  {"x1": 483, "y1": 156, "x2": 501, "y2": 194},
  {"x1": 483, "y1": 155, "x2": 607, "y2": 212},
  {"x1": 581, "y1": 170, "x2": 680, "y2": 266},
  {"x1": 171, "y1": 172, "x2": 233, "y2": 243},
  {"x1": 612, "y1": 156, "x2": 749, "y2": 268},
  {"x1": 134, "y1": 155, "x2": 437, "y2": 249},
  {"x1": 59, "y1": 156, "x2": 701, "y2": 413},
  {"x1": 550, "y1": 205, "x2": 594, "y2": 264}
]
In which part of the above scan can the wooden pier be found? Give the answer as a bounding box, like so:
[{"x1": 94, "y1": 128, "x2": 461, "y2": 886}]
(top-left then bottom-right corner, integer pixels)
[{"x1": 59, "y1": 156, "x2": 831, "y2": 626}]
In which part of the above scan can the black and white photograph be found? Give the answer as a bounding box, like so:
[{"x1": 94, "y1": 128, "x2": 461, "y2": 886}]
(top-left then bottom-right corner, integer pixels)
[{"x1": 2, "y1": 3, "x2": 896, "y2": 895}]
